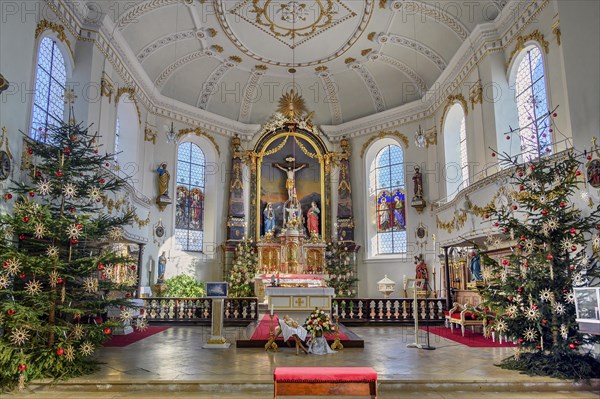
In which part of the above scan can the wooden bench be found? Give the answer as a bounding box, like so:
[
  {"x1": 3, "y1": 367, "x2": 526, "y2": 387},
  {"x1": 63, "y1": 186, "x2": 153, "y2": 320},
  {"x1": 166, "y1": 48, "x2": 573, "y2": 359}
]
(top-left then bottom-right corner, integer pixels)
[{"x1": 274, "y1": 367, "x2": 377, "y2": 398}]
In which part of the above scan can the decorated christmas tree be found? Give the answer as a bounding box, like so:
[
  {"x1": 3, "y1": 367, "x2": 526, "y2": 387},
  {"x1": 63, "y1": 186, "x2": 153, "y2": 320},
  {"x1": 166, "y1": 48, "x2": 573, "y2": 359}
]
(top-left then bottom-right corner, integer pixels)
[
  {"x1": 0, "y1": 112, "x2": 138, "y2": 389},
  {"x1": 479, "y1": 148, "x2": 600, "y2": 379},
  {"x1": 227, "y1": 238, "x2": 258, "y2": 297},
  {"x1": 325, "y1": 242, "x2": 358, "y2": 297}
]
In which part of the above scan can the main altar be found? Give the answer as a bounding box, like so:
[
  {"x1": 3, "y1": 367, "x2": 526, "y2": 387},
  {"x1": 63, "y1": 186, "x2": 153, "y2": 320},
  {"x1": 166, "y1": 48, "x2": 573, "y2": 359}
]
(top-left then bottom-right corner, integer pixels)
[{"x1": 222, "y1": 89, "x2": 359, "y2": 302}]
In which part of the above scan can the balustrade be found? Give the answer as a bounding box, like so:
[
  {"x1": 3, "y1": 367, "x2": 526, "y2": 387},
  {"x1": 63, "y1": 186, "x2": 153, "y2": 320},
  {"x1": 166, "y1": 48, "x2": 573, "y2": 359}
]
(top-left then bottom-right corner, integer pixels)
[
  {"x1": 333, "y1": 298, "x2": 446, "y2": 323},
  {"x1": 142, "y1": 297, "x2": 258, "y2": 323}
]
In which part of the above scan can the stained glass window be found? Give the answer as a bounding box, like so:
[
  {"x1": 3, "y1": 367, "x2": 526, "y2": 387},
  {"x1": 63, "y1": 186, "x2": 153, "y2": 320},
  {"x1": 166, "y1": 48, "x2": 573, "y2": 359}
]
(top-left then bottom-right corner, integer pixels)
[
  {"x1": 31, "y1": 37, "x2": 67, "y2": 141},
  {"x1": 175, "y1": 142, "x2": 205, "y2": 252},
  {"x1": 371, "y1": 144, "x2": 406, "y2": 254},
  {"x1": 515, "y1": 46, "x2": 551, "y2": 161}
]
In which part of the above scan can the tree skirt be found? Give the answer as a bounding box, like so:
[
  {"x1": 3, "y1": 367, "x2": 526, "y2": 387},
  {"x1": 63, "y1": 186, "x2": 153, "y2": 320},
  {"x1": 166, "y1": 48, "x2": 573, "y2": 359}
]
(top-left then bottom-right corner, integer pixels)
[
  {"x1": 420, "y1": 326, "x2": 516, "y2": 348},
  {"x1": 103, "y1": 326, "x2": 170, "y2": 347}
]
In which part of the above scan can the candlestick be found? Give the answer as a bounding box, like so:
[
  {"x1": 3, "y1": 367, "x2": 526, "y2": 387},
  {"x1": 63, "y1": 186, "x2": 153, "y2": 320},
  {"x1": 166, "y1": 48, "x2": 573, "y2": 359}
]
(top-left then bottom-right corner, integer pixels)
[{"x1": 270, "y1": 305, "x2": 274, "y2": 317}]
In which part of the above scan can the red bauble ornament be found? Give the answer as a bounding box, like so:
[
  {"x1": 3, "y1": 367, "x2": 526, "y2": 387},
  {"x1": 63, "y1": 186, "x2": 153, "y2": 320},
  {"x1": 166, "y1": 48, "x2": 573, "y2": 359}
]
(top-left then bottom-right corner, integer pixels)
[
  {"x1": 4, "y1": 193, "x2": 12, "y2": 200},
  {"x1": 518, "y1": 338, "x2": 524, "y2": 343},
  {"x1": 105, "y1": 163, "x2": 110, "y2": 167},
  {"x1": 56, "y1": 348, "x2": 64, "y2": 356},
  {"x1": 547, "y1": 254, "x2": 554, "y2": 260},
  {"x1": 140, "y1": 309, "x2": 145, "y2": 315},
  {"x1": 512, "y1": 205, "x2": 518, "y2": 210},
  {"x1": 533, "y1": 206, "x2": 538, "y2": 211},
  {"x1": 560, "y1": 202, "x2": 566, "y2": 208},
  {"x1": 569, "y1": 343, "x2": 576, "y2": 349},
  {"x1": 570, "y1": 265, "x2": 575, "y2": 270},
  {"x1": 517, "y1": 287, "x2": 523, "y2": 293},
  {"x1": 27, "y1": 149, "x2": 33, "y2": 155},
  {"x1": 19, "y1": 234, "x2": 25, "y2": 241},
  {"x1": 97, "y1": 264, "x2": 105, "y2": 270},
  {"x1": 542, "y1": 319, "x2": 548, "y2": 325},
  {"x1": 23, "y1": 217, "x2": 29, "y2": 223},
  {"x1": 57, "y1": 278, "x2": 64, "y2": 284},
  {"x1": 571, "y1": 245, "x2": 577, "y2": 252},
  {"x1": 530, "y1": 165, "x2": 535, "y2": 171},
  {"x1": 541, "y1": 209, "x2": 548, "y2": 215},
  {"x1": 76, "y1": 223, "x2": 83, "y2": 230},
  {"x1": 502, "y1": 259, "x2": 509, "y2": 265},
  {"x1": 503, "y1": 228, "x2": 509, "y2": 233},
  {"x1": 64, "y1": 148, "x2": 71, "y2": 154},
  {"x1": 119, "y1": 305, "x2": 125, "y2": 311},
  {"x1": 518, "y1": 244, "x2": 523, "y2": 249},
  {"x1": 7, "y1": 309, "x2": 15, "y2": 315},
  {"x1": 506, "y1": 135, "x2": 510, "y2": 140},
  {"x1": 521, "y1": 236, "x2": 526, "y2": 241},
  {"x1": 524, "y1": 263, "x2": 529, "y2": 268},
  {"x1": 576, "y1": 171, "x2": 582, "y2": 176},
  {"x1": 69, "y1": 207, "x2": 75, "y2": 213},
  {"x1": 536, "y1": 345, "x2": 542, "y2": 349},
  {"x1": 56, "y1": 171, "x2": 63, "y2": 177},
  {"x1": 35, "y1": 171, "x2": 42, "y2": 177},
  {"x1": 587, "y1": 155, "x2": 593, "y2": 160},
  {"x1": 96, "y1": 198, "x2": 101, "y2": 203},
  {"x1": 18, "y1": 364, "x2": 26, "y2": 372},
  {"x1": 28, "y1": 192, "x2": 35, "y2": 198},
  {"x1": 100, "y1": 178, "x2": 105, "y2": 184},
  {"x1": 125, "y1": 293, "x2": 131, "y2": 298},
  {"x1": 104, "y1": 328, "x2": 111, "y2": 335},
  {"x1": 532, "y1": 304, "x2": 538, "y2": 310},
  {"x1": 19, "y1": 273, "x2": 26, "y2": 279},
  {"x1": 508, "y1": 296, "x2": 513, "y2": 302},
  {"x1": 494, "y1": 222, "x2": 499, "y2": 227},
  {"x1": 484, "y1": 213, "x2": 490, "y2": 219},
  {"x1": 492, "y1": 152, "x2": 496, "y2": 157},
  {"x1": 518, "y1": 171, "x2": 524, "y2": 177},
  {"x1": 563, "y1": 289, "x2": 568, "y2": 293},
  {"x1": 519, "y1": 185, "x2": 524, "y2": 191},
  {"x1": 553, "y1": 112, "x2": 558, "y2": 117},
  {"x1": 70, "y1": 239, "x2": 78, "y2": 245},
  {"x1": 131, "y1": 265, "x2": 136, "y2": 271}
]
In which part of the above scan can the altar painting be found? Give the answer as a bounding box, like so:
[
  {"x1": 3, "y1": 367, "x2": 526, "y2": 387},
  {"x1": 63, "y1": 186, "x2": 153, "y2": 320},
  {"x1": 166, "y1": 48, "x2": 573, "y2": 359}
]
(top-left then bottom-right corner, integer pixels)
[{"x1": 258, "y1": 135, "x2": 322, "y2": 237}]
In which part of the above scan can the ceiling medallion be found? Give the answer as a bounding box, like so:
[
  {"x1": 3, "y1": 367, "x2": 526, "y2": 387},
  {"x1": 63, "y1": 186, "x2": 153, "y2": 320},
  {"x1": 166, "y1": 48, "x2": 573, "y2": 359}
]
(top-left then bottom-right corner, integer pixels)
[{"x1": 214, "y1": 0, "x2": 374, "y2": 67}]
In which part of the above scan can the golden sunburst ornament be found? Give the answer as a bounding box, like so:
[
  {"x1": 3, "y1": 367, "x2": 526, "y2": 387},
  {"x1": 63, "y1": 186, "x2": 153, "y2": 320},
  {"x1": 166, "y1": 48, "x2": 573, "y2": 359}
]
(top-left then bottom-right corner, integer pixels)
[{"x1": 277, "y1": 89, "x2": 307, "y2": 117}]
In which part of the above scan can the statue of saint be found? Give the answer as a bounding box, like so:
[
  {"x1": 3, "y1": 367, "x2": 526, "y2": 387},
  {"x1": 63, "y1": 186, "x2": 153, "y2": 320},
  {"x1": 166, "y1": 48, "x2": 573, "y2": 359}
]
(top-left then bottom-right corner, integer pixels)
[
  {"x1": 378, "y1": 197, "x2": 390, "y2": 231},
  {"x1": 412, "y1": 166, "x2": 423, "y2": 199},
  {"x1": 414, "y1": 254, "x2": 428, "y2": 289},
  {"x1": 156, "y1": 162, "x2": 170, "y2": 198},
  {"x1": 470, "y1": 250, "x2": 482, "y2": 281},
  {"x1": 274, "y1": 160, "x2": 307, "y2": 199},
  {"x1": 263, "y1": 203, "x2": 275, "y2": 234},
  {"x1": 157, "y1": 251, "x2": 167, "y2": 284},
  {"x1": 307, "y1": 201, "x2": 320, "y2": 235}
]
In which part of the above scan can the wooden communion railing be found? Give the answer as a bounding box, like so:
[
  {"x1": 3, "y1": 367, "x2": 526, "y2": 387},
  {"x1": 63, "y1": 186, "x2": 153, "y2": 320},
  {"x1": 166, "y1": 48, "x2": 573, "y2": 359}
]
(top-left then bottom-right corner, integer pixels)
[
  {"x1": 333, "y1": 298, "x2": 447, "y2": 324},
  {"x1": 141, "y1": 297, "x2": 258, "y2": 323}
]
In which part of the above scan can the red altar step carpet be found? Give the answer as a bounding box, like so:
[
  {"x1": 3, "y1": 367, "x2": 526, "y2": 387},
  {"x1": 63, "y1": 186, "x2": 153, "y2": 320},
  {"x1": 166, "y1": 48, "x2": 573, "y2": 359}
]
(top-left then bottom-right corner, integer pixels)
[
  {"x1": 420, "y1": 326, "x2": 516, "y2": 348},
  {"x1": 237, "y1": 314, "x2": 364, "y2": 348},
  {"x1": 103, "y1": 326, "x2": 170, "y2": 347}
]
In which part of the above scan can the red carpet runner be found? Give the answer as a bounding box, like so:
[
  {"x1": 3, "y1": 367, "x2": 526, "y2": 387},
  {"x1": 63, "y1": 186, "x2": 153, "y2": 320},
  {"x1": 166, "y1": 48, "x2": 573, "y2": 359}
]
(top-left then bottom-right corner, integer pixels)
[
  {"x1": 420, "y1": 326, "x2": 516, "y2": 348},
  {"x1": 251, "y1": 314, "x2": 348, "y2": 341},
  {"x1": 103, "y1": 326, "x2": 170, "y2": 347}
]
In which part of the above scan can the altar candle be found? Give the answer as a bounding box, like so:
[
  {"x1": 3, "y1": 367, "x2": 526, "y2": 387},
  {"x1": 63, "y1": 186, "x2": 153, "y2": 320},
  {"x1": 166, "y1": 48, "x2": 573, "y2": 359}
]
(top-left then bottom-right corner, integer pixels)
[
  {"x1": 270, "y1": 304, "x2": 273, "y2": 316},
  {"x1": 334, "y1": 304, "x2": 338, "y2": 316}
]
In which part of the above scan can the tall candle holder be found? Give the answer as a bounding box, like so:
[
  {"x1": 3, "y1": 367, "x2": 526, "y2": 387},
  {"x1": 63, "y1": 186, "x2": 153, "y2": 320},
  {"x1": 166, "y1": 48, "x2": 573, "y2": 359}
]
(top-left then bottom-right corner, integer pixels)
[{"x1": 330, "y1": 315, "x2": 343, "y2": 351}]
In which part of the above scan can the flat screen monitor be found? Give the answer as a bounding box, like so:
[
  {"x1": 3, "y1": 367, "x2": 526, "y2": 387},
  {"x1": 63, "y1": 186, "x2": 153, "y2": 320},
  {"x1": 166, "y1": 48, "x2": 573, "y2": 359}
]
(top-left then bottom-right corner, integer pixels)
[{"x1": 206, "y1": 282, "x2": 228, "y2": 298}]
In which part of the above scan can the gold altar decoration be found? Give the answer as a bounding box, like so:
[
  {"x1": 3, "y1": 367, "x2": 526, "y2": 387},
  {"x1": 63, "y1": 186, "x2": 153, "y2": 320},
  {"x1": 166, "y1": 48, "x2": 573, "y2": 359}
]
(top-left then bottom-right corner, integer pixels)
[
  {"x1": 360, "y1": 131, "x2": 410, "y2": 158},
  {"x1": 144, "y1": 124, "x2": 157, "y2": 145},
  {"x1": 278, "y1": 89, "x2": 307, "y2": 117},
  {"x1": 330, "y1": 315, "x2": 344, "y2": 351},
  {"x1": 100, "y1": 72, "x2": 114, "y2": 103},
  {"x1": 469, "y1": 80, "x2": 483, "y2": 110},
  {"x1": 436, "y1": 211, "x2": 468, "y2": 234},
  {"x1": 115, "y1": 87, "x2": 142, "y2": 125},
  {"x1": 103, "y1": 195, "x2": 151, "y2": 228}
]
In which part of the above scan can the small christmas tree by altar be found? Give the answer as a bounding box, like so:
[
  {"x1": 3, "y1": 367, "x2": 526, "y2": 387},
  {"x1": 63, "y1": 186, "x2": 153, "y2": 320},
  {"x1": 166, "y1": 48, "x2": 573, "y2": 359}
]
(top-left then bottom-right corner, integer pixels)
[
  {"x1": 0, "y1": 117, "x2": 137, "y2": 390},
  {"x1": 228, "y1": 238, "x2": 258, "y2": 297},
  {"x1": 479, "y1": 148, "x2": 600, "y2": 380},
  {"x1": 325, "y1": 242, "x2": 358, "y2": 297}
]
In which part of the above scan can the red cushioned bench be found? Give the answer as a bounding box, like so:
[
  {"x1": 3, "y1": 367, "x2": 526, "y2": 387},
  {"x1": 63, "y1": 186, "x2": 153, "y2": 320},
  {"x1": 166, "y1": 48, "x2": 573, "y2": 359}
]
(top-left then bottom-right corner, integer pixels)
[{"x1": 273, "y1": 367, "x2": 377, "y2": 398}]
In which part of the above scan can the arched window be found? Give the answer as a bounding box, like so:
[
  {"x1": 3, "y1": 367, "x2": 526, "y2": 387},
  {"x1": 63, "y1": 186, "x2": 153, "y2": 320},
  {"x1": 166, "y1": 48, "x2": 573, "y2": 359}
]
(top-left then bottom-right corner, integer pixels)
[
  {"x1": 514, "y1": 46, "x2": 551, "y2": 161},
  {"x1": 114, "y1": 98, "x2": 138, "y2": 179},
  {"x1": 175, "y1": 142, "x2": 205, "y2": 252},
  {"x1": 369, "y1": 144, "x2": 407, "y2": 255},
  {"x1": 443, "y1": 103, "x2": 468, "y2": 200},
  {"x1": 31, "y1": 37, "x2": 67, "y2": 141}
]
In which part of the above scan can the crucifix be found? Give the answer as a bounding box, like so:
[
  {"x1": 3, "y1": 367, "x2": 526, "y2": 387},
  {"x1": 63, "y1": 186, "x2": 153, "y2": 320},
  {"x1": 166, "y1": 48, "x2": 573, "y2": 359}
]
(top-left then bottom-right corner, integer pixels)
[{"x1": 273, "y1": 156, "x2": 307, "y2": 200}]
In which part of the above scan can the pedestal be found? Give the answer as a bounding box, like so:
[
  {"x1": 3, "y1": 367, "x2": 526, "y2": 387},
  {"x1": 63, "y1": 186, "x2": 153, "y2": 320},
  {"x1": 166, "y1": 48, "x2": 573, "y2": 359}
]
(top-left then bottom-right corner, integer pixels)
[{"x1": 203, "y1": 298, "x2": 231, "y2": 349}]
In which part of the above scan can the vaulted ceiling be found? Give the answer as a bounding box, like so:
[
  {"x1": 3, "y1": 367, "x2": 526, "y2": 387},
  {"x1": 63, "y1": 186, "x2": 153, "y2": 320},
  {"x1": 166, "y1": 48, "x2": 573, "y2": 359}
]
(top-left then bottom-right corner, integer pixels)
[{"x1": 91, "y1": 0, "x2": 506, "y2": 125}]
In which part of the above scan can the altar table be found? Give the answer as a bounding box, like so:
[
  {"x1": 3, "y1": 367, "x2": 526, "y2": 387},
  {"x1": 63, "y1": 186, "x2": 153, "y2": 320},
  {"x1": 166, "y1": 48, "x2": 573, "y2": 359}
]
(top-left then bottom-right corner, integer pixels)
[{"x1": 265, "y1": 287, "x2": 335, "y2": 312}]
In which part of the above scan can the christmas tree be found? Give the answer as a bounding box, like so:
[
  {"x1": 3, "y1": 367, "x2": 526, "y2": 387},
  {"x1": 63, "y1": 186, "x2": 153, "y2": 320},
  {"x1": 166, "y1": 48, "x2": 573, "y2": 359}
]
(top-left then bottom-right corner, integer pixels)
[
  {"x1": 479, "y1": 148, "x2": 600, "y2": 379},
  {"x1": 0, "y1": 112, "x2": 138, "y2": 389},
  {"x1": 325, "y1": 242, "x2": 358, "y2": 297},
  {"x1": 228, "y1": 238, "x2": 258, "y2": 297}
]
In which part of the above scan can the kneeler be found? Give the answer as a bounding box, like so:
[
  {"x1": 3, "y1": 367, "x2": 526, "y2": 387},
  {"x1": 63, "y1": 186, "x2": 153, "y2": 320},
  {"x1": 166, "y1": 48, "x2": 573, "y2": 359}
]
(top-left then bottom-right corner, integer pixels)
[{"x1": 274, "y1": 367, "x2": 378, "y2": 398}]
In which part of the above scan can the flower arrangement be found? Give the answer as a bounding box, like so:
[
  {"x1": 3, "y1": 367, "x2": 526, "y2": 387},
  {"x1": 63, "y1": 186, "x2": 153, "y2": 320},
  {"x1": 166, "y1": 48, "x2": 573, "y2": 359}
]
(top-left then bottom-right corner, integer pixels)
[
  {"x1": 303, "y1": 308, "x2": 334, "y2": 335},
  {"x1": 228, "y1": 238, "x2": 258, "y2": 297}
]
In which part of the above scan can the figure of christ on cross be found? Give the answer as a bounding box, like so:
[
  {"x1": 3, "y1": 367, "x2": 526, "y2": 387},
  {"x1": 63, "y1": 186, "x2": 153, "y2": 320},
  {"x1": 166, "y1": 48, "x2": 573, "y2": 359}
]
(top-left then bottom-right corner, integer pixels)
[{"x1": 273, "y1": 157, "x2": 307, "y2": 200}]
